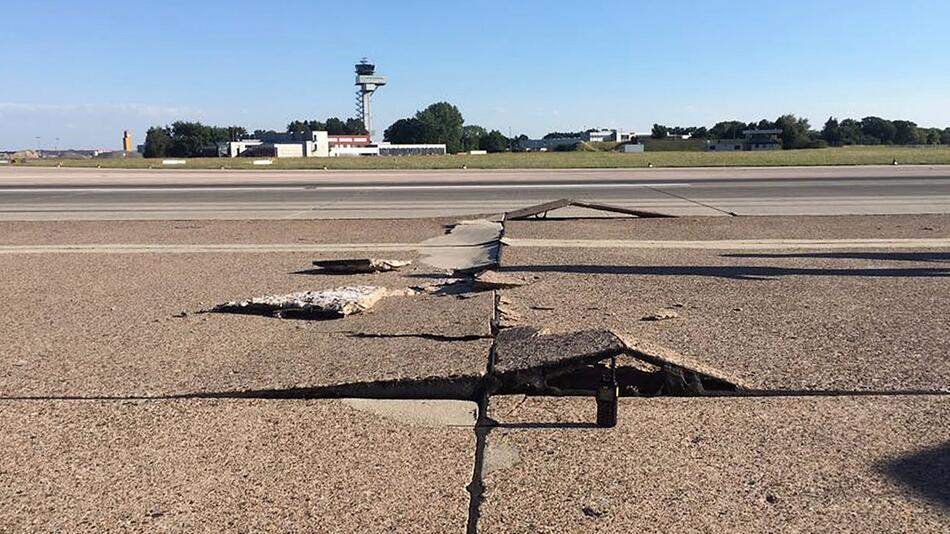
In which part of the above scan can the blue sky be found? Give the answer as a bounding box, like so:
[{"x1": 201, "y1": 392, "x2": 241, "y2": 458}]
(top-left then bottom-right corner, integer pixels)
[{"x1": 2, "y1": 0, "x2": 949, "y2": 149}]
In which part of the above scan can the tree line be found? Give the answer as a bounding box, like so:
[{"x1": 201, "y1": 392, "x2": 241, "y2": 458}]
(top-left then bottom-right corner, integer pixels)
[
  {"x1": 142, "y1": 105, "x2": 511, "y2": 157},
  {"x1": 143, "y1": 123, "x2": 247, "y2": 158},
  {"x1": 649, "y1": 115, "x2": 950, "y2": 149},
  {"x1": 384, "y1": 102, "x2": 508, "y2": 153},
  {"x1": 286, "y1": 117, "x2": 366, "y2": 135}
]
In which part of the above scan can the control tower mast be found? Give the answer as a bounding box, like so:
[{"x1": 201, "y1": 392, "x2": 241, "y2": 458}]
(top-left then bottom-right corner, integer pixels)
[{"x1": 355, "y1": 58, "x2": 387, "y2": 142}]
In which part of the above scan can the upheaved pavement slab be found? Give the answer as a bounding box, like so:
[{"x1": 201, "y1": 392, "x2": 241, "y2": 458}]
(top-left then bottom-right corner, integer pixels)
[
  {"x1": 481, "y1": 395, "x2": 950, "y2": 533},
  {"x1": 498, "y1": 245, "x2": 950, "y2": 392},
  {"x1": 0, "y1": 252, "x2": 491, "y2": 397},
  {"x1": 504, "y1": 213, "x2": 950, "y2": 241},
  {"x1": 0, "y1": 399, "x2": 474, "y2": 532}
]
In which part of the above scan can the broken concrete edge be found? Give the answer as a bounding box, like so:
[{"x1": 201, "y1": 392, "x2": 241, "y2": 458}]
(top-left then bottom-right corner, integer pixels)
[
  {"x1": 472, "y1": 270, "x2": 535, "y2": 290},
  {"x1": 503, "y1": 199, "x2": 673, "y2": 221},
  {"x1": 612, "y1": 332, "x2": 750, "y2": 391},
  {"x1": 311, "y1": 258, "x2": 412, "y2": 274},
  {"x1": 209, "y1": 286, "x2": 413, "y2": 319},
  {"x1": 489, "y1": 327, "x2": 745, "y2": 396}
]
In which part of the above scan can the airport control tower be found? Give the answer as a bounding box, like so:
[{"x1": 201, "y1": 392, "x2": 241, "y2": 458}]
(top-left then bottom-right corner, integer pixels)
[{"x1": 355, "y1": 58, "x2": 387, "y2": 141}]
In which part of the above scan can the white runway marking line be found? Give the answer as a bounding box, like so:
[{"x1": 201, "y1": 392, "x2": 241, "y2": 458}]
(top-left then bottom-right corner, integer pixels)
[
  {"x1": 502, "y1": 238, "x2": 950, "y2": 250},
  {"x1": 0, "y1": 243, "x2": 421, "y2": 254},
  {"x1": 0, "y1": 183, "x2": 692, "y2": 194},
  {"x1": 2, "y1": 238, "x2": 949, "y2": 254}
]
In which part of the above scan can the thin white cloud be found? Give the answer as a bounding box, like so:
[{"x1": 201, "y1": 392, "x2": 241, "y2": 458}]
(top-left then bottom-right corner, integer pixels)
[{"x1": 0, "y1": 102, "x2": 203, "y2": 118}]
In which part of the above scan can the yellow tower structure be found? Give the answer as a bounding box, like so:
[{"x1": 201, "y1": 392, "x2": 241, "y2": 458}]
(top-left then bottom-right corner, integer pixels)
[{"x1": 123, "y1": 130, "x2": 132, "y2": 152}]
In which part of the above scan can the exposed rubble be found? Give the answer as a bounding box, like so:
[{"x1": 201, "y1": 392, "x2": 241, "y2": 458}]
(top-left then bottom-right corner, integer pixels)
[
  {"x1": 641, "y1": 309, "x2": 680, "y2": 321},
  {"x1": 211, "y1": 286, "x2": 407, "y2": 319}
]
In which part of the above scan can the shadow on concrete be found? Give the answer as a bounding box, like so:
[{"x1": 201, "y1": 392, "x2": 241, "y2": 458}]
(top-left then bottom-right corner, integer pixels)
[
  {"x1": 495, "y1": 421, "x2": 599, "y2": 430},
  {"x1": 878, "y1": 441, "x2": 950, "y2": 509},
  {"x1": 502, "y1": 264, "x2": 950, "y2": 281},
  {"x1": 722, "y1": 252, "x2": 950, "y2": 263}
]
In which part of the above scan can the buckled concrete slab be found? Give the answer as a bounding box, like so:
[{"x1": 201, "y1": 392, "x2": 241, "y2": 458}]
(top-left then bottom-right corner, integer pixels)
[
  {"x1": 497, "y1": 245, "x2": 950, "y2": 393},
  {"x1": 504, "y1": 199, "x2": 671, "y2": 221},
  {"x1": 418, "y1": 219, "x2": 503, "y2": 273},
  {"x1": 0, "y1": 399, "x2": 473, "y2": 531},
  {"x1": 481, "y1": 395, "x2": 950, "y2": 533},
  {"x1": 492, "y1": 328, "x2": 626, "y2": 391}
]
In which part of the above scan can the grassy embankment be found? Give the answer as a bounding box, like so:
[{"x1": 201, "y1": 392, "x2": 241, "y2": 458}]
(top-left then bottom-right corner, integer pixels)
[{"x1": 9, "y1": 146, "x2": 950, "y2": 170}]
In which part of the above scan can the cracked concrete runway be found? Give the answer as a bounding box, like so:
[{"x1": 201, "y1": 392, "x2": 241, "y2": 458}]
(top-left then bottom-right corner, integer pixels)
[{"x1": 2, "y1": 212, "x2": 949, "y2": 532}]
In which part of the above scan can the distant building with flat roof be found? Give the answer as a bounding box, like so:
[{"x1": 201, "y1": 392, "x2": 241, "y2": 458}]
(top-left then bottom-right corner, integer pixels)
[{"x1": 707, "y1": 129, "x2": 782, "y2": 151}]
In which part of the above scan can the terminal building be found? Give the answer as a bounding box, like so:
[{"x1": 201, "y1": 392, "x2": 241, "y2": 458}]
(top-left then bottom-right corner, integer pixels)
[
  {"x1": 218, "y1": 131, "x2": 445, "y2": 158},
  {"x1": 518, "y1": 128, "x2": 640, "y2": 151}
]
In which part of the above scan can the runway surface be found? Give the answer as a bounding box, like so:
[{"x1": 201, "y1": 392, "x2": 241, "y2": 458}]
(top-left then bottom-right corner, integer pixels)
[{"x1": 2, "y1": 165, "x2": 950, "y2": 220}]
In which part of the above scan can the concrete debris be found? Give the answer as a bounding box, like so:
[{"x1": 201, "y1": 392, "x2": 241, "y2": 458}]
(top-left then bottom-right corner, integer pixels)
[
  {"x1": 212, "y1": 286, "x2": 400, "y2": 319},
  {"x1": 473, "y1": 270, "x2": 534, "y2": 290},
  {"x1": 496, "y1": 305, "x2": 525, "y2": 330},
  {"x1": 641, "y1": 309, "x2": 680, "y2": 322},
  {"x1": 312, "y1": 258, "x2": 412, "y2": 274}
]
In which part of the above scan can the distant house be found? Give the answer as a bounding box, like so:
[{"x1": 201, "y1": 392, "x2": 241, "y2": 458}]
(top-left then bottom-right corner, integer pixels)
[
  {"x1": 219, "y1": 131, "x2": 330, "y2": 158},
  {"x1": 707, "y1": 129, "x2": 783, "y2": 151},
  {"x1": 519, "y1": 129, "x2": 639, "y2": 151}
]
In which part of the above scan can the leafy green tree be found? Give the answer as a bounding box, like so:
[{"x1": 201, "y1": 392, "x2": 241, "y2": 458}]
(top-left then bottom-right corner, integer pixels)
[
  {"x1": 461, "y1": 125, "x2": 488, "y2": 152},
  {"x1": 942, "y1": 128, "x2": 950, "y2": 145},
  {"x1": 226, "y1": 126, "x2": 247, "y2": 141},
  {"x1": 324, "y1": 117, "x2": 349, "y2": 135},
  {"x1": 287, "y1": 120, "x2": 326, "y2": 133},
  {"x1": 709, "y1": 121, "x2": 747, "y2": 140},
  {"x1": 821, "y1": 117, "x2": 843, "y2": 147},
  {"x1": 775, "y1": 114, "x2": 811, "y2": 149},
  {"x1": 384, "y1": 118, "x2": 425, "y2": 144},
  {"x1": 651, "y1": 124, "x2": 669, "y2": 139},
  {"x1": 838, "y1": 119, "x2": 864, "y2": 145},
  {"x1": 892, "y1": 120, "x2": 918, "y2": 145},
  {"x1": 921, "y1": 128, "x2": 940, "y2": 145},
  {"x1": 167, "y1": 121, "x2": 215, "y2": 157},
  {"x1": 416, "y1": 102, "x2": 465, "y2": 153},
  {"x1": 344, "y1": 118, "x2": 367, "y2": 135},
  {"x1": 143, "y1": 126, "x2": 171, "y2": 158},
  {"x1": 479, "y1": 130, "x2": 509, "y2": 153},
  {"x1": 861, "y1": 117, "x2": 897, "y2": 144}
]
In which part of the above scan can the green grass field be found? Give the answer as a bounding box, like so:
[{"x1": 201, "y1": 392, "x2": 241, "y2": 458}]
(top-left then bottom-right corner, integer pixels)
[{"x1": 10, "y1": 146, "x2": 950, "y2": 170}]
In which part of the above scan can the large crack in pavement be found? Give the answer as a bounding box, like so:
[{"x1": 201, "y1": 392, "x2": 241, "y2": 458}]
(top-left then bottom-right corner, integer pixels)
[{"x1": 9, "y1": 204, "x2": 948, "y2": 531}]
